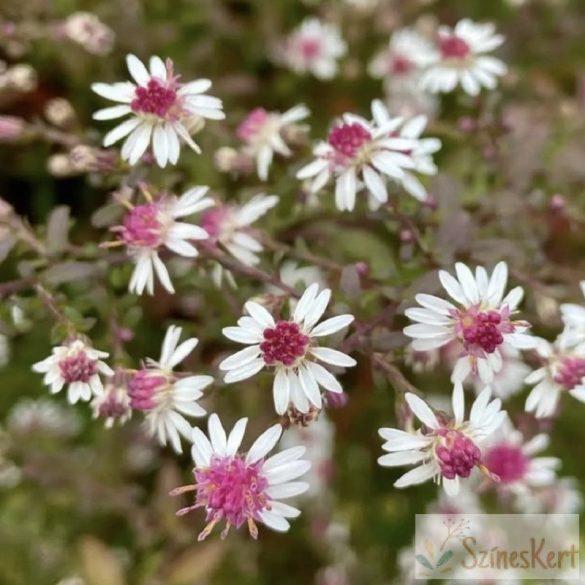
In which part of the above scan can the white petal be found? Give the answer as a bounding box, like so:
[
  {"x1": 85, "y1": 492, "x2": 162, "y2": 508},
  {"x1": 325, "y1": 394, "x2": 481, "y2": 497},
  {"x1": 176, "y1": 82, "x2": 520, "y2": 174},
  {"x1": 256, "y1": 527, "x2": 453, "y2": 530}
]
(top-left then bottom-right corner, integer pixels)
[
  {"x1": 103, "y1": 117, "x2": 142, "y2": 147},
  {"x1": 245, "y1": 301, "x2": 275, "y2": 328},
  {"x1": 223, "y1": 358, "x2": 265, "y2": 383},
  {"x1": 246, "y1": 424, "x2": 283, "y2": 464},
  {"x1": 405, "y1": 393, "x2": 439, "y2": 429},
  {"x1": 265, "y1": 481, "x2": 309, "y2": 499},
  {"x1": 273, "y1": 369, "x2": 290, "y2": 415},
  {"x1": 378, "y1": 451, "x2": 427, "y2": 467},
  {"x1": 293, "y1": 283, "x2": 320, "y2": 324},
  {"x1": 226, "y1": 418, "x2": 248, "y2": 456},
  {"x1": 298, "y1": 365, "x2": 322, "y2": 408},
  {"x1": 310, "y1": 314, "x2": 354, "y2": 337},
  {"x1": 126, "y1": 54, "x2": 150, "y2": 86},
  {"x1": 394, "y1": 461, "x2": 437, "y2": 488},
  {"x1": 305, "y1": 361, "x2": 342, "y2": 393},
  {"x1": 219, "y1": 345, "x2": 261, "y2": 371},
  {"x1": 452, "y1": 382, "x2": 465, "y2": 424},
  {"x1": 191, "y1": 427, "x2": 213, "y2": 467},
  {"x1": 208, "y1": 413, "x2": 228, "y2": 456},
  {"x1": 310, "y1": 347, "x2": 356, "y2": 368}
]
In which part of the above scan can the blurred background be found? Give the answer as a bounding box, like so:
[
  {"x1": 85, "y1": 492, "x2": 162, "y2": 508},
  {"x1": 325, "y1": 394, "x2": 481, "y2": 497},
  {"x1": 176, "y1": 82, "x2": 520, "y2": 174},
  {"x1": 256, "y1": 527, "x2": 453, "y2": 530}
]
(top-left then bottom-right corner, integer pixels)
[{"x1": 2, "y1": 0, "x2": 585, "y2": 584}]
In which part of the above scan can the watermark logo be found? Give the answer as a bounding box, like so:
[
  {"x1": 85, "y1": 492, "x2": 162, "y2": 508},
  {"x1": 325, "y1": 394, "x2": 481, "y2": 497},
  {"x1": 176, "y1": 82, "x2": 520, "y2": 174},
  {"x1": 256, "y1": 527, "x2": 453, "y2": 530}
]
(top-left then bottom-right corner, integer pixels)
[{"x1": 415, "y1": 514, "x2": 580, "y2": 580}]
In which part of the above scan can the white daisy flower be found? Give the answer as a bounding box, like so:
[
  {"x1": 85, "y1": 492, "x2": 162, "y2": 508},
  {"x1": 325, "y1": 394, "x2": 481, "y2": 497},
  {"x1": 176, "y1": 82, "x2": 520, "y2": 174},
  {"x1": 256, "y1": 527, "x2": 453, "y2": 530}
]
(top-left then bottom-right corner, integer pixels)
[
  {"x1": 170, "y1": 413, "x2": 310, "y2": 540},
  {"x1": 32, "y1": 339, "x2": 114, "y2": 404},
  {"x1": 219, "y1": 283, "x2": 356, "y2": 415},
  {"x1": 524, "y1": 334, "x2": 585, "y2": 418},
  {"x1": 296, "y1": 102, "x2": 426, "y2": 211},
  {"x1": 404, "y1": 261, "x2": 534, "y2": 384},
  {"x1": 419, "y1": 19, "x2": 507, "y2": 96},
  {"x1": 369, "y1": 99, "x2": 441, "y2": 203},
  {"x1": 378, "y1": 383, "x2": 506, "y2": 495},
  {"x1": 369, "y1": 28, "x2": 435, "y2": 85},
  {"x1": 483, "y1": 421, "x2": 560, "y2": 496},
  {"x1": 127, "y1": 325, "x2": 213, "y2": 453},
  {"x1": 201, "y1": 193, "x2": 279, "y2": 266},
  {"x1": 92, "y1": 54, "x2": 225, "y2": 167},
  {"x1": 109, "y1": 185, "x2": 213, "y2": 295},
  {"x1": 236, "y1": 105, "x2": 310, "y2": 180},
  {"x1": 280, "y1": 18, "x2": 347, "y2": 80}
]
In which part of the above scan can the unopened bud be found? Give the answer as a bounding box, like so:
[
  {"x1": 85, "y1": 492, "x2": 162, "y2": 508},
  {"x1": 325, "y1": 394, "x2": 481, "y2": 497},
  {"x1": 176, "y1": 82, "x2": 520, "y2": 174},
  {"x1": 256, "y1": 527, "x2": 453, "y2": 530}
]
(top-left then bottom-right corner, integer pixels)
[
  {"x1": 63, "y1": 12, "x2": 115, "y2": 56},
  {"x1": 6, "y1": 64, "x2": 37, "y2": 92},
  {"x1": 47, "y1": 153, "x2": 76, "y2": 177},
  {"x1": 45, "y1": 98, "x2": 76, "y2": 128}
]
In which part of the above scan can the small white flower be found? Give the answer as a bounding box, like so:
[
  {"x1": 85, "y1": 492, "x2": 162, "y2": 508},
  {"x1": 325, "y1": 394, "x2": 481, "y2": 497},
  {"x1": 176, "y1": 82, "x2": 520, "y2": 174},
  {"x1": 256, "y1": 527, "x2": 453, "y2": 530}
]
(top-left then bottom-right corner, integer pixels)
[
  {"x1": 369, "y1": 99, "x2": 441, "y2": 203},
  {"x1": 369, "y1": 28, "x2": 435, "y2": 85},
  {"x1": 297, "y1": 101, "x2": 431, "y2": 211},
  {"x1": 170, "y1": 413, "x2": 310, "y2": 539},
  {"x1": 525, "y1": 334, "x2": 585, "y2": 418},
  {"x1": 404, "y1": 261, "x2": 534, "y2": 384},
  {"x1": 483, "y1": 420, "x2": 560, "y2": 496},
  {"x1": 92, "y1": 54, "x2": 224, "y2": 167},
  {"x1": 419, "y1": 19, "x2": 507, "y2": 96},
  {"x1": 280, "y1": 18, "x2": 346, "y2": 80},
  {"x1": 219, "y1": 283, "x2": 356, "y2": 415},
  {"x1": 127, "y1": 325, "x2": 213, "y2": 453},
  {"x1": 63, "y1": 12, "x2": 114, "y2": 56},
  {"x1": 236, "y1": 105, "x2": 310, "y2": 180},
  {"x1": 32, "y1": 339, "x2": 113, "y2": 404},
  {"x1": 109, "y1": 185, "x2": 213, "y2": 295},
  {"x1": 378, "y1": 383, "x2": 506, "y2": 495},
  {"x1": 91, "y1": 377, "x2": 132, "y2": 428},
  {"x1": 201, "y1": 193, "x2": 279, "y2": 267},
  {"x1": 267, "y1": 261, "x2": 326, "y2": 295}
]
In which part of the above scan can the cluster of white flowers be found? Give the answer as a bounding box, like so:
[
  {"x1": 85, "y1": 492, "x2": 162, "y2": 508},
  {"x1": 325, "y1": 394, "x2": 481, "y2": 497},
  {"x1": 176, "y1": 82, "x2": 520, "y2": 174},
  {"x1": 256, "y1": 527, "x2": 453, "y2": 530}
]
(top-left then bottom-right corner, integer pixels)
[
  {"x1": 370, "y1": 20, "x2": 507, "y2": 102},
  {"x1": 21, "y1": 7, "x2": 582, "y2": 550}
]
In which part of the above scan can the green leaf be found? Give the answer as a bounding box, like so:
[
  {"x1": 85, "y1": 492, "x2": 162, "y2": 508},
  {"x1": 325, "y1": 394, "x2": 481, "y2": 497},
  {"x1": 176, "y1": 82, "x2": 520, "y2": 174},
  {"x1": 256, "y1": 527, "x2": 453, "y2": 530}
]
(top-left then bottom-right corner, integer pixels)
[
  {"x1": 415, "y1": 555, "x2": 434, "y2": 570},
  {"x1": 437, "y1": 550, "x2": 454, "y2": 567}
]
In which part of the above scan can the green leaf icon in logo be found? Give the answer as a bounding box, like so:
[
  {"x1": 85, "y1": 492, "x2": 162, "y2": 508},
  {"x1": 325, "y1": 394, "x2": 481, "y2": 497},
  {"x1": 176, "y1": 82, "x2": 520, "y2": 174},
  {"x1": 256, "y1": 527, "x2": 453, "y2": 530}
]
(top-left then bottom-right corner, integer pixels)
[
  {"x1": 437, "y1": 550, "x2": 453, "y2": 567},
  {"x1": 415, "y1": 555, "x2": 434, "y2": 570}
]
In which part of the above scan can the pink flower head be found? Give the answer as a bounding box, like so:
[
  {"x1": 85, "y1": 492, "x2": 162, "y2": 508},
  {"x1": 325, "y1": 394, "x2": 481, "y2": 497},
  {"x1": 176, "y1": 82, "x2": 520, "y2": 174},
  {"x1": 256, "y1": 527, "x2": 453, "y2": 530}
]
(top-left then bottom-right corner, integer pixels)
[{"x1": 170, "y1": 414, "x2": 310, "y2": 540}]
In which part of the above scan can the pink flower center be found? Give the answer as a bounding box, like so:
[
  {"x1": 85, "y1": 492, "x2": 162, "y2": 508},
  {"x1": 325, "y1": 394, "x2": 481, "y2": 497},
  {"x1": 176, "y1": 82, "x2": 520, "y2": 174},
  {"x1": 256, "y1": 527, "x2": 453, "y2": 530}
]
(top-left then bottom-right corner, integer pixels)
[
  {"x1": 439, "y1": 34, "x2": 471, "y2": 60},
  {"x1": 455, "y1": 307, "x2": 513, "y2": 356},
  {"x1": 328, "y1": 123, "x2": 372, "y2": 160},
  {"x1": 131, "y1": 78, "x2": 178, "y2": 118},
  {"x1": 200, "y1": 207, "x2": 231, "y2": 248},
  {"x1": 236, "y1": 108, "x2": 269, "y2": 142},
  {"x1": 298, "y1": 38, "x2": 322, "y2": 60},
  {"x1": 128, "y1": 370, "x2": 167, "y2": 411},
  {"x1": 554, "y1": 356, "x2": 585, "y2": 391},
  {"x1": 484, "y1": 443, "x2": 529, "y2": 485},
  {"x1": 120, "y1": 202, "x2": 163, "y2": 248},
  {"x1": 97, "y1": 389, "x2": 130, "y2": 420},
  {"x1": 391, "y1": 53, "x2": 413, "y2": 75},
  {"x1": 260, "y1": 320, "x2": 310, "y2": 366},
  {"x1": 195, "y1": 455, "x2": 270, "y2": 539},
  {"x1": 436, "y1": 429, "x2": 481, "y2": 480},
  {"x1": 59, "y1": 351, "x2": 98, "y2": 383}
]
